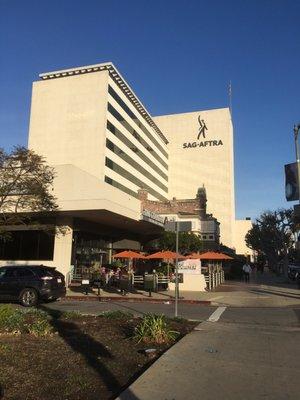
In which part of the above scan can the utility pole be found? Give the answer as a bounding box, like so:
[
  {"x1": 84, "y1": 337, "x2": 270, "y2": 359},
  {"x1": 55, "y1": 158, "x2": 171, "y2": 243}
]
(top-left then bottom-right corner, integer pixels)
[{"x1": 294, "y1": 124, "x2": 300, "y2": 203}]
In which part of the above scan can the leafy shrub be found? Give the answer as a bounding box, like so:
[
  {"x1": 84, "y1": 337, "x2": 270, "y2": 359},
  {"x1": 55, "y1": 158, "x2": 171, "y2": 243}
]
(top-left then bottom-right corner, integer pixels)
[
  {"x1": 0, "y1": 343, "x2": 11, "y2": 353},
  {"x1": 0, "y1": 305, "x2": 52, "y2": 336},
  {"x1": 27, "y1": 318, "x2": 53, "y2": 337},
  {"x1": 61, "y1": 311, "x2": 83, "y2": 320},
  {"x1": 134, "y1": 314, "x2": 179, "y2": 344},
  {"x1": 0, "y1": 305, "x2": 24, "y2": 333}
]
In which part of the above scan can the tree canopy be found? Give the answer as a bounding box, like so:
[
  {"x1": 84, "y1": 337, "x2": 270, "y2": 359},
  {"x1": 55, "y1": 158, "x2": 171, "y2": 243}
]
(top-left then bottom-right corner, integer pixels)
[
  {"x1": 0, "y1": 146, "x2": 58, "y2": 237},
  {"x1": 245, "y1": 208, "x2": 296, "y2": 271},
  {"x1": 148, "y1": 230, "x2": 204, "y2": 254}
]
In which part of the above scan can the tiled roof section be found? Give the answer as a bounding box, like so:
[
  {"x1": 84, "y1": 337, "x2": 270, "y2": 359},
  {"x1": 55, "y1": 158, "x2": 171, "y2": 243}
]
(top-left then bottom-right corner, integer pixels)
[{"x1": 39, "y1": 62, "x2": 168, "y2": 145}]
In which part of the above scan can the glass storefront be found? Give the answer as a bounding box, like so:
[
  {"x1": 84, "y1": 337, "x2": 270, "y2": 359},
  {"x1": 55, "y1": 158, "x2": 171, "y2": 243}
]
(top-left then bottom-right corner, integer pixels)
[{"x1": 71, "y1": 231, "x2": 110, "y2": 279}]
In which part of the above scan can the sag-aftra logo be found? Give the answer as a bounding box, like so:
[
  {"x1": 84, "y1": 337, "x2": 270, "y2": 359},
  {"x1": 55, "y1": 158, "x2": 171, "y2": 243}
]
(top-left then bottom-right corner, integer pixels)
[{"x1": 182, "y1": 116, "x2": 223, "y2": 149}]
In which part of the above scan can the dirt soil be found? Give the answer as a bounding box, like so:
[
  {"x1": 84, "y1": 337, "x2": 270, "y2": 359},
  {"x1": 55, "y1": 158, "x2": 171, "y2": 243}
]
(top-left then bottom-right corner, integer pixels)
[{"x1": 0, "y1": 312, "x2": 196, "y2": 400}]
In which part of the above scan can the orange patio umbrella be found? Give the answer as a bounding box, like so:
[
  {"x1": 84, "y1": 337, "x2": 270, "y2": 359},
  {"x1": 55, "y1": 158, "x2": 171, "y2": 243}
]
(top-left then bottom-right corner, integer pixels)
[
  {"x1": 146, "y1": 251, "x2": 185, "y2": 277},
  {"x1": 187, "y1": 252, "x2": 233, "y2": 260},
  {"x1": 198, "y1": 252, "x2": 233, "y2": 260},
  {"x1": 113, "y1": 250, "x2": 145, "y2": 259},
  {"x1": 146, "y1": 250, "x2": 185, "y2": 260}
]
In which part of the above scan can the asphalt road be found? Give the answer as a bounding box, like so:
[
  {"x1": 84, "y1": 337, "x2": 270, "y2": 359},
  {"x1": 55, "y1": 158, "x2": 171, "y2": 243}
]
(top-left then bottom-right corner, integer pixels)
[
  {"x1": 44, "y1": 299, "x2": 217, "y2": 321},
  {"x1": 44, "y1": 299, "x2": 300, "y2": 325}
]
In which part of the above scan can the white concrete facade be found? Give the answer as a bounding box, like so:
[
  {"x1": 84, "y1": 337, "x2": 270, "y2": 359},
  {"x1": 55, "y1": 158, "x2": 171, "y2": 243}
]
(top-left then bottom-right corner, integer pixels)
[
  {"x1": 1, "y1": 61, "x2": 253, "y2": 277},
  {"x1": 1, "y1": 63, "x2": 170, "y2": 277},
  {"x1": 29, "y1": 63, "x2": 169, "y2": 203},
  {"x1": 233, "y1": 219, "x2": 253, "y2": 257},
  {"x1": 153, "y1": 109, "x2": 235, "y2": 247}
]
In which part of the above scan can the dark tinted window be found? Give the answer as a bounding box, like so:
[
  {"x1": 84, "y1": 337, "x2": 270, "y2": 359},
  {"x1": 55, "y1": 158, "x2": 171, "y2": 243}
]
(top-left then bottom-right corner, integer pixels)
[
  {"x1": 0, "y1": 230, "x2": 54, "y2": 260},
  {"x1": 105, "y1": 176, "x2": 138, "y2": 198},
  {"x1": 106, "y1": 139, "x2": 168, "y2": 193},
  {"x1": 15, "y1": 268, "x2": 35, "y2": 278},
  {"x1": 108, "y1": 85, "x2": 168, "y2": 159},
  {"x1": 107, "y1": 121, "x2": 168, "y2": 181},
  {"x1": 34, "y1": 267, "x2": 55, "y2": 277},
  {"x1": 105, "y1": 157, "x2": 167, "y2": 201},
  {"x1": 107, "y1": 103, "x2": 168, "y2": 170}
]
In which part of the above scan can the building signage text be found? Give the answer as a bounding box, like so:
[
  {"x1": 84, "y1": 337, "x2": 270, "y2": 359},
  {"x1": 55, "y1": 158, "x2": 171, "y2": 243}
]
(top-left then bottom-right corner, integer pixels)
[
  {"x1": 141, "y1": 209, "x2": 165, "y2": 227},
  {"x1": 182, "y1": 115, "x2": 224, "y2": 149}
]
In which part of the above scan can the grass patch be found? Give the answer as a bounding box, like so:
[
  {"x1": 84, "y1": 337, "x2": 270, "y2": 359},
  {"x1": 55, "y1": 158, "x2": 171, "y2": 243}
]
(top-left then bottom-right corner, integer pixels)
[
  {"x1": 134, "y1": 314, "x2": 179, "y2": 344},
  {"x1": 61, "y1": 310, "x2": 83, "y2": 319},
  {"x1": 0, "y1": 305, "x2": 52, "y2": 336},
  {"x1": 0, "y1": 343, "x2": 11, "y2": 353}
]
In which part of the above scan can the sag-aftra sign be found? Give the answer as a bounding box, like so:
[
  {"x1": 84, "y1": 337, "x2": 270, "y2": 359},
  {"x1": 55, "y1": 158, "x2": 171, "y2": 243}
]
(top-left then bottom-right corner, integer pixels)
[{"x1": 182, "y1": 115, "x2": 223, "y2": 149}]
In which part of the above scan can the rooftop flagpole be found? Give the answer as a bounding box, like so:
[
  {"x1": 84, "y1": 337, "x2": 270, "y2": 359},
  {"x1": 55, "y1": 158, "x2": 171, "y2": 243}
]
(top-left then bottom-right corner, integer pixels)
[{"x1": 229, "y1": 81, "x2": 232, "y2": 117}]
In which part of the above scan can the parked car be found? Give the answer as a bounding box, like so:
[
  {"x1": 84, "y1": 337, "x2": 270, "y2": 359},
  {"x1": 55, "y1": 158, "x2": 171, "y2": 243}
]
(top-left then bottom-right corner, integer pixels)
[
  {"x1": 287, "y1": 264, "x2": 300, "y2": 281},
  {"x1": 0, "y1": 265, "x2": 66, "y2": 307}
]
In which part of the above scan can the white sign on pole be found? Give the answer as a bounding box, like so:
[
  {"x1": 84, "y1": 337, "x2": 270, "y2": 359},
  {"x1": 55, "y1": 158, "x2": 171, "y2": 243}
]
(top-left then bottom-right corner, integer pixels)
[{"x1": 178, "y1": 259, "x2": 201, "y2": 274}]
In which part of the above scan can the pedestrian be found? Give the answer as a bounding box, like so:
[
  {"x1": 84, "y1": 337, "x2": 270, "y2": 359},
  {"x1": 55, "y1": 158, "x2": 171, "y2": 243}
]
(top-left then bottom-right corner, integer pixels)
[{"x1": 242, "y1": 262, "x2": 252, "y2": 283}]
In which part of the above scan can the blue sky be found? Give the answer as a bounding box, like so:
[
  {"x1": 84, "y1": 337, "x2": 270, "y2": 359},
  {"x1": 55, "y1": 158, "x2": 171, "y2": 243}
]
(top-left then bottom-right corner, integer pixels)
[{"x1": 1, "y1": 0, "x2": 299, "y2": 220}]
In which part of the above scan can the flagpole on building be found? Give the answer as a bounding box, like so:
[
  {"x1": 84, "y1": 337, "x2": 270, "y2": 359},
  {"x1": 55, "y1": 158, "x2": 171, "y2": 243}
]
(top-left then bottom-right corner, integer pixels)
[{"x1": 229, "y1": 81, "x2": 232, "y2": 117}]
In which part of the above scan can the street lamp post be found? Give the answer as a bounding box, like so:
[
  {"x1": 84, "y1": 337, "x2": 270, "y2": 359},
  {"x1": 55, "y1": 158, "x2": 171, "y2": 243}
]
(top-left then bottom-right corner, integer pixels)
[{"x1": 294, "y1": 124, "x2": 300, "y2": 203}]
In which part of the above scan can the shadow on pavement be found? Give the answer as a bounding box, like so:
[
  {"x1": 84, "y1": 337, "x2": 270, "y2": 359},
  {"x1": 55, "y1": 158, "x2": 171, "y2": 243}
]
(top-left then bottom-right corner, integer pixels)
[{"x1": 250, "y1": 288, "x2": 300, "y2": 300}]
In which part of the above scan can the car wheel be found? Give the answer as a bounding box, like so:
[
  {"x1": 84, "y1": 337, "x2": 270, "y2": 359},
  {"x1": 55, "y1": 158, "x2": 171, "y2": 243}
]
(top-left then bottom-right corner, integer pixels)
[{"x1": 19, "y1": 288, "x2": 38, "y2": 307}]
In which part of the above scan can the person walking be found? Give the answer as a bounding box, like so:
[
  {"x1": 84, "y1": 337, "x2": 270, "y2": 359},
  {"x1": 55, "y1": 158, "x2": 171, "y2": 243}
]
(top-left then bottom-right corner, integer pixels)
[{"x1": 242, "y1": 262, "x2": 252, "y2": 283}]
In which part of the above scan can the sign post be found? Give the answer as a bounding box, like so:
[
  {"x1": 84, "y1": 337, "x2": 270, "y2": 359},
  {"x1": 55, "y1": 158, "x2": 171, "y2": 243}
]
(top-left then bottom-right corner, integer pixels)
[
  {"x1": 175, "y1": 222, "x2": 179, "y2": 317},
  {"x1": 165, "y1": 220, "x2": 192, "y2": 317}
]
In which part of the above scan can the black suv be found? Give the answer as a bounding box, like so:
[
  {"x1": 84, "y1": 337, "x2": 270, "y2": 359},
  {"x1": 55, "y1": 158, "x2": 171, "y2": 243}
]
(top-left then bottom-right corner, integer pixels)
[{"x1": 0, "y1": 265, "x2": 66, "y2": 307}]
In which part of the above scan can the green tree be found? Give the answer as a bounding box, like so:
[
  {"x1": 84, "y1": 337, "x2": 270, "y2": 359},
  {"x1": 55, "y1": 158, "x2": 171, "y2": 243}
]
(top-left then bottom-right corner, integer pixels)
[
  {"x1": 0, "y1": 146, "x2": 58, "y2": 239},
  {"x1": 245, "y1": 208, "x2": 295, "y2": 275},
  {"x1": 149, "y1": 231, "x2": 203, "y2": 254}
]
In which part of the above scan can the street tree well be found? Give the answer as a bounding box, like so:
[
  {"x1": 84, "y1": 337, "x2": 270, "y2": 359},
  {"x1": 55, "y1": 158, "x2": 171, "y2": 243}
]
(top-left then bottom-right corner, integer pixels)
[
  {"x1": 245, "y1": 208, "x2": 296, "y2": 274},
  {"x1": 0, "y1": 146, "x2": 58, "y2": 239}
]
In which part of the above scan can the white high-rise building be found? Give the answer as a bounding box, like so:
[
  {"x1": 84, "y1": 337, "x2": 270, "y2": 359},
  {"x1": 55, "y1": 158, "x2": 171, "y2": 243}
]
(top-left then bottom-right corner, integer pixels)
[
  {"x1": 0, "y1": 62, "x2": 252, "y2": 277},
  {"x1": 153, "y1": 108, "x2": 235, "y2": 247}
]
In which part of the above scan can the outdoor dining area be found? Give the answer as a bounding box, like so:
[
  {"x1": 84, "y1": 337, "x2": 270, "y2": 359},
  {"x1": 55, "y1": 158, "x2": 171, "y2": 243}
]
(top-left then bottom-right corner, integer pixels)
[{"x1": 70, "y1": 249, "x2": 233, "y2": 294}]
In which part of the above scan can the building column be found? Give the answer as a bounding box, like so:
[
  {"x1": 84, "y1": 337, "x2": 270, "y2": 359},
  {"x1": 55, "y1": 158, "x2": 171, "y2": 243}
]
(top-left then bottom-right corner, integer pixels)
[{"x1": 53, "y1": 217, "x2": 73, "y2": 278}]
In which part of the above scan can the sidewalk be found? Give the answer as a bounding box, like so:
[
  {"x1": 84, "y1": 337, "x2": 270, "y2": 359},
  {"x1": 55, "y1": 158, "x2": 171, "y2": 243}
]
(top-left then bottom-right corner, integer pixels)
[
  {"x1": 65, "y1": 271, "x2": 300, "y2": 307},
  {"x1": 116, "y1": 316, "x2": 300, "y2": 400}
]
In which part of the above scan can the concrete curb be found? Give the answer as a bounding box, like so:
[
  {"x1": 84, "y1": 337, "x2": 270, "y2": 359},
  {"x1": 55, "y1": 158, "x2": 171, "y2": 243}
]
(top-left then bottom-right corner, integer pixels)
[{"x1": 63, "y1": 295, "x2": 211, "y2": 305}]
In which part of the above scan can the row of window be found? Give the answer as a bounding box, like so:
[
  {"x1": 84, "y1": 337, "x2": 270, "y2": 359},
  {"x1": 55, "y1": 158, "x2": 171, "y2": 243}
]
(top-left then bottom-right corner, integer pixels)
[
  {"x1": 107, "y1": 103, "x2": 168, "y2": 170},
  {"x1": 107, "y1": 121, "x2": 168, "y2": 181},
  {"x1": 106, "y1": 139, "x2": 168, "y2": 193},
  {"x1": 201, "y1": 235, "x2": 214, "y2": 240},
  {"x1": 105, "y1": 157, "x2": 167, "y2": 201},
  {"x1": 108, "y1": 85, "x2": 168, "y2": 159},
  {"x1": 105, "y1": 176, "x2": 138, "y2": 199}
]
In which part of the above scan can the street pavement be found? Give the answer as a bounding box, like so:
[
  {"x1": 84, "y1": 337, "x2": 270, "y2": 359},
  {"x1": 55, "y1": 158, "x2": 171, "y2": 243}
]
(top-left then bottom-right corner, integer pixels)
[
  {"x1": 23, "y1": 272, "x2": 300, "y2": 399},
  {"x1": 45, "y1": 299, "x2": 216, "y2": 321},
  {"x1": 117, "y1": 306, "x2": 300, "y2": 400},
  {"x1": 112, "y1": 273, "x2": 300, "y2": 400},
  {"x1": 65, "y1": 269, "x2": 300, "y2": 308}
]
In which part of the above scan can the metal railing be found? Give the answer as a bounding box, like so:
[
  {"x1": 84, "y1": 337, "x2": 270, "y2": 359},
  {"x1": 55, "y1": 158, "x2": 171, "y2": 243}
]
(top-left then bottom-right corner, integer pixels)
[{"x1": 204, "y1": 270, "x2": 225, "y2": 291}]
